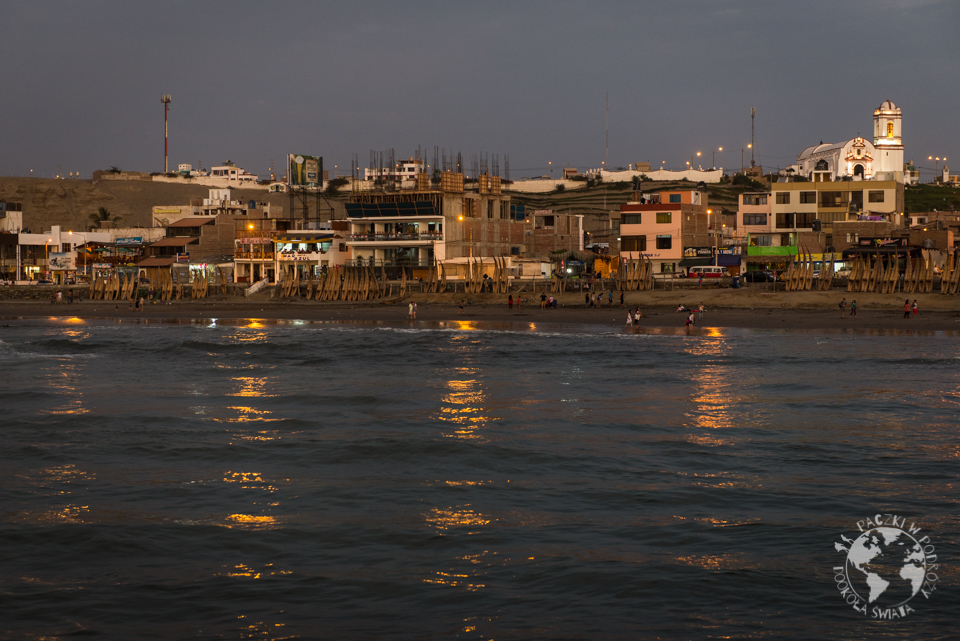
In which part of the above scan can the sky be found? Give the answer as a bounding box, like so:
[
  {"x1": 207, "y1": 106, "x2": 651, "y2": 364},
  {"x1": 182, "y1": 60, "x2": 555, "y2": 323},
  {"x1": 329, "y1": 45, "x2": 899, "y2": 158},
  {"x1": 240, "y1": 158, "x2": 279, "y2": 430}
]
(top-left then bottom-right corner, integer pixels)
[{"x1": 1, "y1": 0, "x2": 958, "y2": 181}]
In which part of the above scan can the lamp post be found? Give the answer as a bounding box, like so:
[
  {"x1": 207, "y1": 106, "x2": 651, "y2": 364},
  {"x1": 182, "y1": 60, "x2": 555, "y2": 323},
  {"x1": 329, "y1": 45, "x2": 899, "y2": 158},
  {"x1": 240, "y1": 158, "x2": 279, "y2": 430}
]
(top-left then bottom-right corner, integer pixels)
[
  {"x1": 549, "y1": 161, "x2": 552, "y2": 180},
  {"x1": 928, "y1": 156, "x2": 946, "y2": 183},
  {"x1": 713, "y1": 147, "x2": 723, "y2": 170},
  {"x1": 68, "y1": 231, "x2": 88, "y2": 276},
  {"x1": 45, "y1": 238, "x2": 53, "y2": 282},
  {"x1": 741, "y1": 144, "x2": 752, "y2": 174},
  {"x1": 690, "y1": 152, "x2": 701, "y2": 171}
]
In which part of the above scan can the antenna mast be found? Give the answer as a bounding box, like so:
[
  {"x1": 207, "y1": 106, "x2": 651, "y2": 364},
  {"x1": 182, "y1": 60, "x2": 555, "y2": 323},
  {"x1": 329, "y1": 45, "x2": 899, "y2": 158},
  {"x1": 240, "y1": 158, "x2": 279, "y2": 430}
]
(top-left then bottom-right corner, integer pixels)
[
  {"x1": 161, "y1": 94, "x2": 172, "y2": 173},
  {"x1": 605, "y1": 92, "x2": 609, "y2": 169},
  {"x1": 750, "y1": 107, "x2": 756, "y2": 167}
]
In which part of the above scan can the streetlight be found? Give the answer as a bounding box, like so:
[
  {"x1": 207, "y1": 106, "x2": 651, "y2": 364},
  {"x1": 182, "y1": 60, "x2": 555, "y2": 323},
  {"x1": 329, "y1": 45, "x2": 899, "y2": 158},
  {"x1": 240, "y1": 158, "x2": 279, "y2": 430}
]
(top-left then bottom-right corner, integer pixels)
[
  {"x1": 68, "y1": 231, "x2": 89, "y2": 276},
  {"x1": 741, "y1": 144, "x2": 752, "y2": 174},
  {"x1": 45, "y1": 238, "x2": 53, "y2": 282},
  {"x1": 713, "y1": 147, "x2": 723, "y2": 169},
  {"x1": 690, "y1": 152, "x2": 701, "y2": 170},
  {"x1": 549, "y1": 161, "x2": 552, "y2": 180},
  {"x1": 929, "y1": 156, "x2": 947, "y2": 183}
]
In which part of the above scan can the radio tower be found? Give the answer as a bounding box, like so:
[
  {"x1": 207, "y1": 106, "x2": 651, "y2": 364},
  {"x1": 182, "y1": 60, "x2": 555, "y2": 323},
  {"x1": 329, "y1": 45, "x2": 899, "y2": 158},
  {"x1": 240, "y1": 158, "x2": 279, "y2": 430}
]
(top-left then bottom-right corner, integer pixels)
[{"x1": 161, "y1": 94, "x2": 172, "y2": 172}]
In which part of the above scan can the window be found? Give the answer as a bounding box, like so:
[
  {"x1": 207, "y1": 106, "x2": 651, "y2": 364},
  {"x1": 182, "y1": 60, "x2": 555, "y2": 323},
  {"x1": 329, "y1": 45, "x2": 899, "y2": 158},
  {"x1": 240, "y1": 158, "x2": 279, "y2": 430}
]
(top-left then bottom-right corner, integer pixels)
[
  {"x1": 743, "y1": 213, "x2": 767, "y2": 226},
  {"x1": 887, "y1": 121, "x2": 894, "y2": 138},
  {"x1": 620, "y1": 235, "x2": 646, "y2": 252},
  {"x1": 776, "y1": 213, "x2": 792, "y2": 228},
  {"x1": 868, "y1": 190, "x2": 885, "y2": 203},
  {"x1": 800, "y1": 191, "x2": 816, "y2": 204},
  {"x1": 795, "y1": 213, "x2": 816, "y2": 228},
  {"x1": 669, "y1": 194, "x2": 681, "y2": 203},
  {"x1": 661, "y1": 262, "x2": 675, "y2": 273},
  {"x1": 776, "y1": 192, "x2": 791, "y2": 204},
  {"x1": 655, "y1": 236, "x2": 672, "y2": 249},
  {"x1": 622, "y1": 213, "x2": 642, "y2": 225},
  {"x1": 753, "y1": 235, "x2": 773, "y2": 246},
  {"x1": 819, "y1": 191, "x2": 843, "y2": 207},
  {"x1": 656, "y1": 212, "x2": 672, "y2": 224},
  {"x1": 743, "y1": 194, "x2": 768, "y2": 206},
  {"x1": 610, "y1": 219, "x2": 620, "y2": 231}
]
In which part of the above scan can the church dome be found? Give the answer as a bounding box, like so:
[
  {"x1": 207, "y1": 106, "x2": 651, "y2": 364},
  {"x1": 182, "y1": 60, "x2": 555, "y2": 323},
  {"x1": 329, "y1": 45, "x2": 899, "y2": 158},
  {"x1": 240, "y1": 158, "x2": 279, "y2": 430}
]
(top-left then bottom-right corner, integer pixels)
[{"x1": 877, "y1": 100, "x2": 898, "y2": 111}]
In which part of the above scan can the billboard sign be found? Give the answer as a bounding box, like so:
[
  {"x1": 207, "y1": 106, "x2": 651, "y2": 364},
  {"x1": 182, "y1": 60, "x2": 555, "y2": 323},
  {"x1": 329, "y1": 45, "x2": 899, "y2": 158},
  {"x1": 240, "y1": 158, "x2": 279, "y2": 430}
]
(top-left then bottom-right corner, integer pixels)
[
  {"x1": 289, "y1": 154, "x2": 322, "y2": 187},
  {"x1": 49, "y1": 252, "x2": 77, "y2": 271},
  {"x1": 115, "y1": 237, "x2": 142, "y2": 245}
]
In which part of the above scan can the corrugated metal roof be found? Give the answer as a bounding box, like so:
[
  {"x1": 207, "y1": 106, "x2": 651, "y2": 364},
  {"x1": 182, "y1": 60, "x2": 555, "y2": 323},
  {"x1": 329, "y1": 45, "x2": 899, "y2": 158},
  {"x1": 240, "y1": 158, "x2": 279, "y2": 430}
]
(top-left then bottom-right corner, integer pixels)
[{"x1": 167, "y1": 218, "x2": 215, "y2": 227}]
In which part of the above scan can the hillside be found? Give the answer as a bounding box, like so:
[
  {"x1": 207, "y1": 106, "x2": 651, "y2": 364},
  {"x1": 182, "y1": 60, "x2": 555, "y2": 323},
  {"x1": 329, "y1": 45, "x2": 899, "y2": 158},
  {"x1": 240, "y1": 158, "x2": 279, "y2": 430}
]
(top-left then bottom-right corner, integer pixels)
[{"x1": 0, "y1": 177, "x2": 294, "y2": 233}]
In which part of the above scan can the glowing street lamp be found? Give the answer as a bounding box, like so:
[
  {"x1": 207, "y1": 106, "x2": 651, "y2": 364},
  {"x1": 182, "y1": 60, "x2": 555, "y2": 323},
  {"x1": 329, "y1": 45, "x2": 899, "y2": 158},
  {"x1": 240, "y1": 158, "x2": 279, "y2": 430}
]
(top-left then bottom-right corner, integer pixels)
[
  {"x1": 713, "y1": 147, "x2": 723, "y2": 169},
  {"x1": 929, "y1": 156, "x2": 947, "y2": 183},
  {"x1": 741, "y1": 144, "x2": 752, "y2": 174}
]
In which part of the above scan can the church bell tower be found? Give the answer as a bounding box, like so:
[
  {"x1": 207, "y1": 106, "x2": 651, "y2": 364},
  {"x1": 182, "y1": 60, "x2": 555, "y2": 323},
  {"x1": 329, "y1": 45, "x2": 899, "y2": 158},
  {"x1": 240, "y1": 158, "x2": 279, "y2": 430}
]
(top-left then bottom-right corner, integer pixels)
[{"x1": 873, "y1": 100, "x2": 903, "y2": 174}]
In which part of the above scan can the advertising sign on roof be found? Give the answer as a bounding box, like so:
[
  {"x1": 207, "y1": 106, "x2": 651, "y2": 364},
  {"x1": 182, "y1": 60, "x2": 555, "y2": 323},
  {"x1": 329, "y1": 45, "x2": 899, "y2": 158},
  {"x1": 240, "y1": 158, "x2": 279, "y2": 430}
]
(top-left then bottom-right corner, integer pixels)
[
  {"x1": 115, "y1": 237, "x2": 142, "y2": 245},
  {"x1": 289, "y1": 154, "x2": 322, "y2": 187}
]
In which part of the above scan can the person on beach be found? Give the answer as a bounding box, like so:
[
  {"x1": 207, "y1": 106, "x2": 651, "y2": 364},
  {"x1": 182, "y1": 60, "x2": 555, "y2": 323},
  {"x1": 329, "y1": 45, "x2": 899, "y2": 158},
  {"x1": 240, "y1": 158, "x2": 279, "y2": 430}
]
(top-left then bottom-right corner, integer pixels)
[
  {"x1": 626, "y1": 310, "x2": 633, "y2": 326},
  {"x1": 686, "y1": 312, "x2": 695, "y2": 327},
  {"x1": 608, "y1": 291, "x2": 613, "y2": 306},
  {"x1": 584, "y1": 292, "x2": 591, "y2": 307},
  {"x1": 508, "y1": 295, "x2": 513, "y2": 310},
  {"x1": 138, "y1": 296, "x2": 144, "y2": 312},
  {"x1": 412, "y1": 302, "x2": 417, "y2": 319},
  {"x1": 67, "y1": 290, "x2": 73, "y2": 304},
  {"x1": 540, "y1": 293, "x2": 547, "y2": 309},
  {"x1": 839, "y1": 298, "x2": 846, "y2": 318},
  {"x1": 408, "y1": 302, "x2": 414, "y2": 320},
  {"x1": 459, "y1": 299, "x2": 465, "y2": 315},
  {"x1": 698, "y1": 302, "x2": 704, "y2": 320},
  {"x1": 913, "y1": 300, "x2": 918, "y2": 317},
  {"x1": 633, "y1": 307, "x2": 642, "y2": 324},
  {"x1": 619, "y1": 291, "x2": 624, "y2": 308},
  {"x1": 516, "y1": 296, "x2": 521, "y2": 310},
  {"x1": 851, "y1": 300, "x2": 857, "y2": 318},
  {"x1": 698, "y1": 275, "x2": 703, "y2": 290},
  {"x1": 903, "y1": 299, "x2": 911, "y2": 319}
]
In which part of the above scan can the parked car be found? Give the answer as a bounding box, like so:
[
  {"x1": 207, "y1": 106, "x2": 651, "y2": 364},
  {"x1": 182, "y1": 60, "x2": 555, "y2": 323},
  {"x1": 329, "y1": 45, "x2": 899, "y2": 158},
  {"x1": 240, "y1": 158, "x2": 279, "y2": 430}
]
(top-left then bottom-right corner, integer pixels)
[{"x1": 743, "y1": 270, "x2": 776, "y2": 282}]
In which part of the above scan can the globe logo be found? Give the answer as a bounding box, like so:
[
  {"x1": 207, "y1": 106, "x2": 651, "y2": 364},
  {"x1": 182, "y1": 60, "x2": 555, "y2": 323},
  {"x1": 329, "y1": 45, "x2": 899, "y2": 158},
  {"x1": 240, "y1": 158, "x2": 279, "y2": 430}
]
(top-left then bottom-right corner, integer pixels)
[{"x1": 833, "y1": 515, "x2": 939, "y2": 619}]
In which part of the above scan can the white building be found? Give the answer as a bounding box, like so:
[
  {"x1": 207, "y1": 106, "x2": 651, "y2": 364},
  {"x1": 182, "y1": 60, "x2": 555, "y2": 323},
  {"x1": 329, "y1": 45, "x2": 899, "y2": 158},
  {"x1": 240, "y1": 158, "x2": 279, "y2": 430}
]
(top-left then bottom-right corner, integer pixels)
[
  {"x1": 796, "y1": 100, "x2": 905, "y2": 182},
  {"x1": 210, "y1": 160, "x2": 258, "y2": 182},
  {"x1": 364, "y1": 158, "x2": 424, "y2": 182}
]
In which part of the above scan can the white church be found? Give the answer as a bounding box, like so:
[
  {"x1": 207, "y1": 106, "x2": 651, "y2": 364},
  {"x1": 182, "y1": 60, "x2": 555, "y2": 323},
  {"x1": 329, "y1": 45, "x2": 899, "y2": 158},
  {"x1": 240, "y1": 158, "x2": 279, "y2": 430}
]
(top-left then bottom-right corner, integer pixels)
[{"x1": 793, "y1": 101, "x2": 909, "y2": 183}]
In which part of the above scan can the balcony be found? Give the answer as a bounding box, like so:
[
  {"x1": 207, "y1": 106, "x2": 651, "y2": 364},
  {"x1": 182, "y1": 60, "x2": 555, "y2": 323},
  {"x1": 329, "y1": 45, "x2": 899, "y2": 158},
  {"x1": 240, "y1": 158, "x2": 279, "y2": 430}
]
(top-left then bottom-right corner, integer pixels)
[{"x1": 348, "y1": 233, "x2": 442, "y2": 242}]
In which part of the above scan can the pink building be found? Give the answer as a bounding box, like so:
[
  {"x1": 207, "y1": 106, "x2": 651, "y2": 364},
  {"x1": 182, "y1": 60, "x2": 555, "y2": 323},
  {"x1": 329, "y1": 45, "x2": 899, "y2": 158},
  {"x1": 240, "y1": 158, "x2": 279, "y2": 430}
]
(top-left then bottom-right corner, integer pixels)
[{"x1": 618, "y1": 190, "x2": 710, "y2": 274}]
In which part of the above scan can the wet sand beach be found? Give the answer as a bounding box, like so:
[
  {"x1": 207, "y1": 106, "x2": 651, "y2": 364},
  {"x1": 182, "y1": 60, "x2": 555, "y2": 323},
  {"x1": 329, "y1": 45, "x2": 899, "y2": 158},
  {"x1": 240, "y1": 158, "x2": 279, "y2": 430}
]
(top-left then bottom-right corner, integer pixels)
[{"x1": 3, "y1": 289, "x2": 960, "y2": 331}]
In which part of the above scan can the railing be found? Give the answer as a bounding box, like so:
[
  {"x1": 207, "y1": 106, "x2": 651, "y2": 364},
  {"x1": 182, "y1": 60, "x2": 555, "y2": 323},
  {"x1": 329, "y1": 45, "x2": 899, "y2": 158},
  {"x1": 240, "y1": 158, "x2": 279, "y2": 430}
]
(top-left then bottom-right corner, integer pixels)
[
  {"x1": 236, "y1": 229, "x2": 274, "y2": 238},
  {"x1": 235, "y1": 251, "x2": 275, "y2": 260},
  {"x1": 348, "y1": 233, "x2": 442, "y2": 242}
]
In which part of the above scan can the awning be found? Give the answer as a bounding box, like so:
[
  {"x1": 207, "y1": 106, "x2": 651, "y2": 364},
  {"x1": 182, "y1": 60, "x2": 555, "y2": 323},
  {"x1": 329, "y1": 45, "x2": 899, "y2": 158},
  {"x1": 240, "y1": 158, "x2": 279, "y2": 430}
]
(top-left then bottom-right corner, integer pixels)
[
  {"x1": 148, "y1": 237, "x2": 199, "y2": 247},
  {"x1": 679, "y1": 257, "x2": 711, "y2": 268},
  {"x1": 274, "y1": 231, "x2": 335, "y2": 243},
  {"x1": 137, "y1": 257, "x2": 177, "y2": 267},
  {"x1": 715, "y1": 254, "x2": 742, "y2": 267},
  {"x1": 167, "y1": 218, "x2": 214, "y2": 228}
]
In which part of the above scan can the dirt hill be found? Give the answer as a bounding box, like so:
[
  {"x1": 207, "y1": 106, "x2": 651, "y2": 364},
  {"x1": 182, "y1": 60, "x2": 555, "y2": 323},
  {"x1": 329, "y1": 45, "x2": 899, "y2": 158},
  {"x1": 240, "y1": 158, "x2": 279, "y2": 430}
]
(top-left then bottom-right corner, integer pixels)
[{"x1": 0, "y1": 177, "x2": 295, "y2": 233}]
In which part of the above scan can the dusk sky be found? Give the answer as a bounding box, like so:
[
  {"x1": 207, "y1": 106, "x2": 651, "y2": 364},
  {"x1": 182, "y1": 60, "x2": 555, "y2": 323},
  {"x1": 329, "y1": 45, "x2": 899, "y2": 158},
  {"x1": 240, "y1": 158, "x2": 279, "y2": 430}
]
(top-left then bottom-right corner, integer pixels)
[{"x1": 2, "y1": 0, "x2": 958, "y2": 180}]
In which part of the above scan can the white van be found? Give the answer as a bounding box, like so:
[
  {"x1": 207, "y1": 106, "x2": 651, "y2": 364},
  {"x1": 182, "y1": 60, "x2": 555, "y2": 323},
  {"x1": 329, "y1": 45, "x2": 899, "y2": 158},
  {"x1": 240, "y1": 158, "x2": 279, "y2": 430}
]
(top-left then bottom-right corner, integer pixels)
[{"x1": 687, "y1": 266, "x2": 728, "y2": 279}]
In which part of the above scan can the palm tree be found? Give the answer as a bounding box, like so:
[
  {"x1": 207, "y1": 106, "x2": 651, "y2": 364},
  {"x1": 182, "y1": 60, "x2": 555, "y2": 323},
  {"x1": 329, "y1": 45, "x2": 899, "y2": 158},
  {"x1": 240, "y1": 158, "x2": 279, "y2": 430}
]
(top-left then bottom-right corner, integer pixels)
[{"x1": 89, "y1": 206, "x2": 122, "y2": 227}]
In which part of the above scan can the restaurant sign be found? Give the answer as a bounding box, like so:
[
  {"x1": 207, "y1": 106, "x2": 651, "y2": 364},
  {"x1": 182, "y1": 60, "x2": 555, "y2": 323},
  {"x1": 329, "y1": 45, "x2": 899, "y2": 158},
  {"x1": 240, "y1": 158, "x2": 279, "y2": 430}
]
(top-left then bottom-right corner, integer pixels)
[
  {"x1": 115, "y1": 237, "x2": 143, "y2": 245},
  {"x1": 237, "y1": 237, "x2": 273, "y2": 244},
  {"x1": 859, "y1": 237, "x2": 907, "y2": 247},
  {"x1": 684, "y1": 247, "x2": 713, "y2": 257}
]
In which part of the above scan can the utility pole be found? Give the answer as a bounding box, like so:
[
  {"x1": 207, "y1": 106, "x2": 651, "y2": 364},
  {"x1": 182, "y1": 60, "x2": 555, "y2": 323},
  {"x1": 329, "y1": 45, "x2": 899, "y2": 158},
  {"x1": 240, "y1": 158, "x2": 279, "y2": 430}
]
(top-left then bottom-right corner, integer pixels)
[
  {"x1": 161, "y1": 94, "x2": 172, "y2": 172},
  {"x1": 750, "y1": 107, "x2": 756, "y2": 167},
  {"x1": 605, "y1": 92, "x2": 609, "y2": 170}
]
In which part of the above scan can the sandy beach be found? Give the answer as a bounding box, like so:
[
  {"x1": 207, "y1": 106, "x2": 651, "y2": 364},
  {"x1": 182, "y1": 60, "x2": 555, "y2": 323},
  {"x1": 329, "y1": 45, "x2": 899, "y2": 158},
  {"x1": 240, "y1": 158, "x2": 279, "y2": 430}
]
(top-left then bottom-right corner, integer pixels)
[{"x1": 3, "y1": 288, "x2": 960, "y2": 331}]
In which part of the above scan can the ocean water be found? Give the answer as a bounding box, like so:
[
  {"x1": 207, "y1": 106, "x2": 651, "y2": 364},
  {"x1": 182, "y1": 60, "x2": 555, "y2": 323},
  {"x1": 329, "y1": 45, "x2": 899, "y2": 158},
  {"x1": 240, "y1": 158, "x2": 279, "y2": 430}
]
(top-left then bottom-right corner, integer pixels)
[{"x1": 0, "y1": 318, "x2": 956, "y2": 640}]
